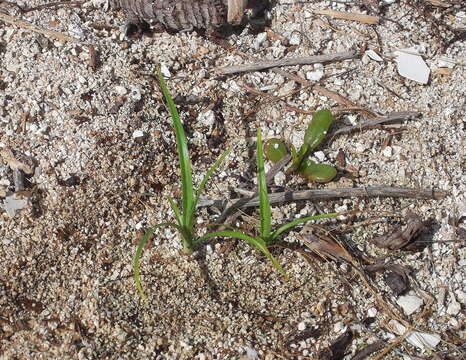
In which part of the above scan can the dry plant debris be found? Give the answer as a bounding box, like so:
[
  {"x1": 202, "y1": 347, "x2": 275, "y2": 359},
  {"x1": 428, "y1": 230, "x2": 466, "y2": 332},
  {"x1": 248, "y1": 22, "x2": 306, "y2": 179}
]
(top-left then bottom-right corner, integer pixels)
[{"x1": 0, "y1": 0, "x2": 464, "y2": 358}]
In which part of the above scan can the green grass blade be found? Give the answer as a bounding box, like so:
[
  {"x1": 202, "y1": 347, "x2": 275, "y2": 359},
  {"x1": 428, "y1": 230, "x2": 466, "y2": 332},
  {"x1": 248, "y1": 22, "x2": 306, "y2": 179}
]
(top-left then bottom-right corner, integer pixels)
[
  {"x1": 257, "y1": 129, "x2": 272, "y2": 239},
  {"x1": 270, "y1": 212, "x2": 341, "y2": 242},
  {"x1": 191, "y1": 148, "x2": 230, "y2": 226},
  {"x1": 198, "y1": 230, "x2": 285, "y2": 276},
  {"x1": 133, "y1": 222, "x2": 181, "y2": 300},
  {"x1": 157, "y1": 67, "x2": 194, "y2": 228},
  {"x1": 167, "y1": 197, "x2": 183, "y2": 227}
]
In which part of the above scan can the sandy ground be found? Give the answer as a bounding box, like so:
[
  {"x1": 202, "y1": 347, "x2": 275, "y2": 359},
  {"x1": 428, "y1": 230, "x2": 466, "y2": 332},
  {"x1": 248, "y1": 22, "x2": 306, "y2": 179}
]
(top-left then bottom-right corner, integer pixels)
[{"x1": 0, "y1": 0, "x2": 465, "y2": 359}]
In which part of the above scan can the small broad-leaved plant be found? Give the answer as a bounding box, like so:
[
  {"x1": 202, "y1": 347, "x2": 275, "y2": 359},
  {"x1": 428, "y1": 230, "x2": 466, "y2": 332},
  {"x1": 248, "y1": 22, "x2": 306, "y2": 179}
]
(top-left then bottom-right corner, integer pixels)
[
  {"x1": 197, "y1": 128, "x2": 343, "y2": 275},
  {"x1": 133, "y1": 67, "x2": 229, "y2": 299},
  {"x1": 264, "y1": 109, "x2": 337, "y2": 183}
]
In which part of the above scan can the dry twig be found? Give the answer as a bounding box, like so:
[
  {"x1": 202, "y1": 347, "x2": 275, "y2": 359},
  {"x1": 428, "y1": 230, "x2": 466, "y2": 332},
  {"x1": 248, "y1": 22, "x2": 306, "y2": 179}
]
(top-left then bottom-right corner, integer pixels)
[
  {"x1": 332, "y1": 111, "x2": 422, "y2": 137},
  {"x1": 314, "y1": 9, "x2": 379, "y2": 24},
  {"x1": 199, "y1": 186, "x2": 446, "y2": 210},
  {"x1": 216, "y1": 50, "x2": 359, "y2": 75},
  {"x1": 0, "y1": 12, "x2": 83, "y2": 44}
]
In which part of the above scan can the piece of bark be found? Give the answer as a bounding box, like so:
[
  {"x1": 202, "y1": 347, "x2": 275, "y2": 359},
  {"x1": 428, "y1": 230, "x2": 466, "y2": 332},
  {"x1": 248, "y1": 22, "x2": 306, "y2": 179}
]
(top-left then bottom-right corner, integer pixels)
[
  {"x1": 368, "y1": 212, "x2": 428, "y2": 251},
  {"x1": 352, "y1": 341, "x2": 385, "y2": 360}
]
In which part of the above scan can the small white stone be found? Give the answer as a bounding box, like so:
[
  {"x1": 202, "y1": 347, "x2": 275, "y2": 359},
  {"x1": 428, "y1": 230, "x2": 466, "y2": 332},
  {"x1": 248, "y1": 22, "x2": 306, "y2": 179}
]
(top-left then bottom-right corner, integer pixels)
[
  {"x1": 382, "y1": 146, "x2": 393, "y2": 157},
  {"x1": 197, "y1": 110, "x2": 215, "y2": 128},
  {"x1": 114, "y1": 86, "x2": 127, "y2": 95},
  {"x1": 397, "y1": 294, "x2": 424, "y2": 315},
  {"x1": 437, "y1": 56, "x2": 455, "y2": 68},
  {"x1": 313, "y1": 151, "x2": 326, "y2": 162},
  {"x1": 253, "y1": 32, "x2": 268, "y2": 49},
  {"x1": 394, "y1": 49, "x2": 430, "y2": 84},
  {"x1": 333, "y1": 321, "x2": 345, "y2": 333},
  {"x1": 446, "y1": 295, "x2": 461, "y2": 316},
  {"x1": 132, "y1": 130, "x2": 144, "y2": 139},
  {"x1": 367, "y1": 307, "x2": 377, "y2": 317},
  {"x1": 274, "y1": 171, "x2": 286, "y2": 186},
  {"x1": 365, "y1": 50, "x2": 383, "y2": 62},
  {"x1": 160, "y1": 64, "x2": 171, "y2": 78},
  {"x1": 306, "y1": 69, "x2": 324, "y2": 82},
  {"x1": 289, "y1": 32, "x2": 301, "y2": 46},
  {"x1": 298, "y1": 321, "x2": 306, "y2": 331}
]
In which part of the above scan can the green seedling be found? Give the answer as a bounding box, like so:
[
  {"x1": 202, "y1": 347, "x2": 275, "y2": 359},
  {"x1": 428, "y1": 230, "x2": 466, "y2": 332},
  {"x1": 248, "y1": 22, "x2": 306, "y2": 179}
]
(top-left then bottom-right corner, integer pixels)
[
  {"x1": 133, "y1": 67, "x2": 229, "y2": 299},
  {"x1": 197, "y1": 128, "x2": 343, "y2": 275},
  {"x1": 263, "y1": 110, "x2": 337, "y2": 183}
]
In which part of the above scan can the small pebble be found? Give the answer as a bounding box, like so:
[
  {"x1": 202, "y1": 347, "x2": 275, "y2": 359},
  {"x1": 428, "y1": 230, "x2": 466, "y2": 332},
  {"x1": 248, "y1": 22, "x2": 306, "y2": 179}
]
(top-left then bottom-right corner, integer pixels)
[{"x1": 397, "y1": 294, "x2": 424, "y2": 315}]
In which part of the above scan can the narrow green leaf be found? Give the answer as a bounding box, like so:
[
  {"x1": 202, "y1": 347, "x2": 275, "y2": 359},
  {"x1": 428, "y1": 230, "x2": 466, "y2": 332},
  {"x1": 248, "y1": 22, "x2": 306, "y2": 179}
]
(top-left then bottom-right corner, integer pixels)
[
  {"x1": 167, "y1": 197, "x2": 183, "y2": 227},
  {"x1": 198, "y1": 230, "x2": 285, "y2": 275},
  {"x1": 270, "y1": 212, "x2": 341, "y2": 241},
  {"x1": 133, "y1": 222, "x2": 181, "y2": 300},
  {"x1": 304, "y1": 109, "x2": 334, "y2": 151},
  {"x1": 157, "y1": 67, "x2": 194, "y2": 229},
  {"x1": 257, "y1": 129, "x2": 272, "y2": 239},
  {"x1": 191, "y1": 148, "x2": 230, "y2": 226}
]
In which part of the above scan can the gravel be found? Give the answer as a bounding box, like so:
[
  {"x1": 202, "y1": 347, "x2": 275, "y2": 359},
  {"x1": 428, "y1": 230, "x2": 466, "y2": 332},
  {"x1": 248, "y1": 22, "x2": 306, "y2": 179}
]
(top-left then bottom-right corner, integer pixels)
[{"x1": 0, "y1": 0, "x2": 464, "y2": 358}]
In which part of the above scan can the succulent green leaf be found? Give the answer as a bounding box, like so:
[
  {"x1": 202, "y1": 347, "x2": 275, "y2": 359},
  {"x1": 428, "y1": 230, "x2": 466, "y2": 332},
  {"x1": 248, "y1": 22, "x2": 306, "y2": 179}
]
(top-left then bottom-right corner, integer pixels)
[
  {"x1": 304, "y1": 109, "x2": 334, "y2": 151},
  {"x1": 299, "y1": 159, "x2": 337, "y2": 183},
  {"x1": 264, "y1": 138, "x2": 288, "y2": 163}
]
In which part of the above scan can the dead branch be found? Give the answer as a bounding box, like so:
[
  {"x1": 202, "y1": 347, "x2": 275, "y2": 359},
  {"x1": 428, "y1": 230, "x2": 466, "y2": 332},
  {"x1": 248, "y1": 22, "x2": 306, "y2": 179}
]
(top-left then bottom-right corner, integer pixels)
[
  {"x1": 216, "y1": 50, "x2": 359, "y2": 75},
  {"x1": 198, "y1": 186, "x2": 447, "y2": 210},
  {"x1": 332, "y1": 111, "x2": 422, "y2": 137}
]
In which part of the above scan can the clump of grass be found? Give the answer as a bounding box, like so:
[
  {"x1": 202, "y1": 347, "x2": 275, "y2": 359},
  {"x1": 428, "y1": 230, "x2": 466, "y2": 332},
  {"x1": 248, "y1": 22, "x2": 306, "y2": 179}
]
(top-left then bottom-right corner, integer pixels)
[
  {"x1": 133, "y1": 67, "x2": 229, "y2": 299},
  {"x1": 197, "y1": 128, "x2": 343, "y2": 275}
]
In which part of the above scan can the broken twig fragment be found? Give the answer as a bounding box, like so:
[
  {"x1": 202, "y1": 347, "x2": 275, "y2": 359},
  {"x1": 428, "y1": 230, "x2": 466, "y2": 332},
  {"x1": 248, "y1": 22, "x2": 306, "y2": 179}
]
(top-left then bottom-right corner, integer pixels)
[
  {"x1": 332, "y1": 111, "x2": 422, "y2": 137},
  {"x1": 315, "y1": 9, "x2": 379, "y2": 24}
]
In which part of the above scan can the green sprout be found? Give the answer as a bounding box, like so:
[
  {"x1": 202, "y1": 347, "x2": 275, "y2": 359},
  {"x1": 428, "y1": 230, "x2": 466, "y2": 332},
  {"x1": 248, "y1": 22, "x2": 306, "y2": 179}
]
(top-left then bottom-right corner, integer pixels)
[
  {"x1": 197, "y1": 128, "x2": 343, "y2": 275},
  {"x1": 133, "y1": 67, "x2": 229, "y2": 299},
  {"x1": 264, "y1": 109, "x2": 337, "y2": 183}
]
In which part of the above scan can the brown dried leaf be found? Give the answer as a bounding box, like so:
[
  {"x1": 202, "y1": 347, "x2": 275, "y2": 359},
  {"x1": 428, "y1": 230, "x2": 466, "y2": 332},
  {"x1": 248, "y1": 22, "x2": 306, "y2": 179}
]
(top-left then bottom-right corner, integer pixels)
[
  {"x1": 368, "y1": 212, "x2": 427, "y2": 250},
  {"x1": 0, "y1": 147, "x2": 34, "y2": 174},
  {"x1": 320, "y1": 329, "x2": 354, "y2": 360},
  {"x1": 299, "y1": 226, "x2": 353, "y2": 262}
]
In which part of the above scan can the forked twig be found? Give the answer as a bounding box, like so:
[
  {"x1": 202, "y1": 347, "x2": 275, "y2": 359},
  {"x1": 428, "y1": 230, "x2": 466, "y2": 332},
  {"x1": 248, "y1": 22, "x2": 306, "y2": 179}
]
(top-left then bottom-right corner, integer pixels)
[{"x1": 198, "y1": 186, "x2": 447, "y2": 210}]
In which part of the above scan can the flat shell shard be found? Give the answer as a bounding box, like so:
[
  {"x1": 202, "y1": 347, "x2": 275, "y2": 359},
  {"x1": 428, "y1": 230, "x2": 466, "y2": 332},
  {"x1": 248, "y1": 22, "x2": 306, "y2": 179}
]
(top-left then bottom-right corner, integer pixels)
[{"x1": 111, "y1": 0, "x2": 231, "y2": 32}]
